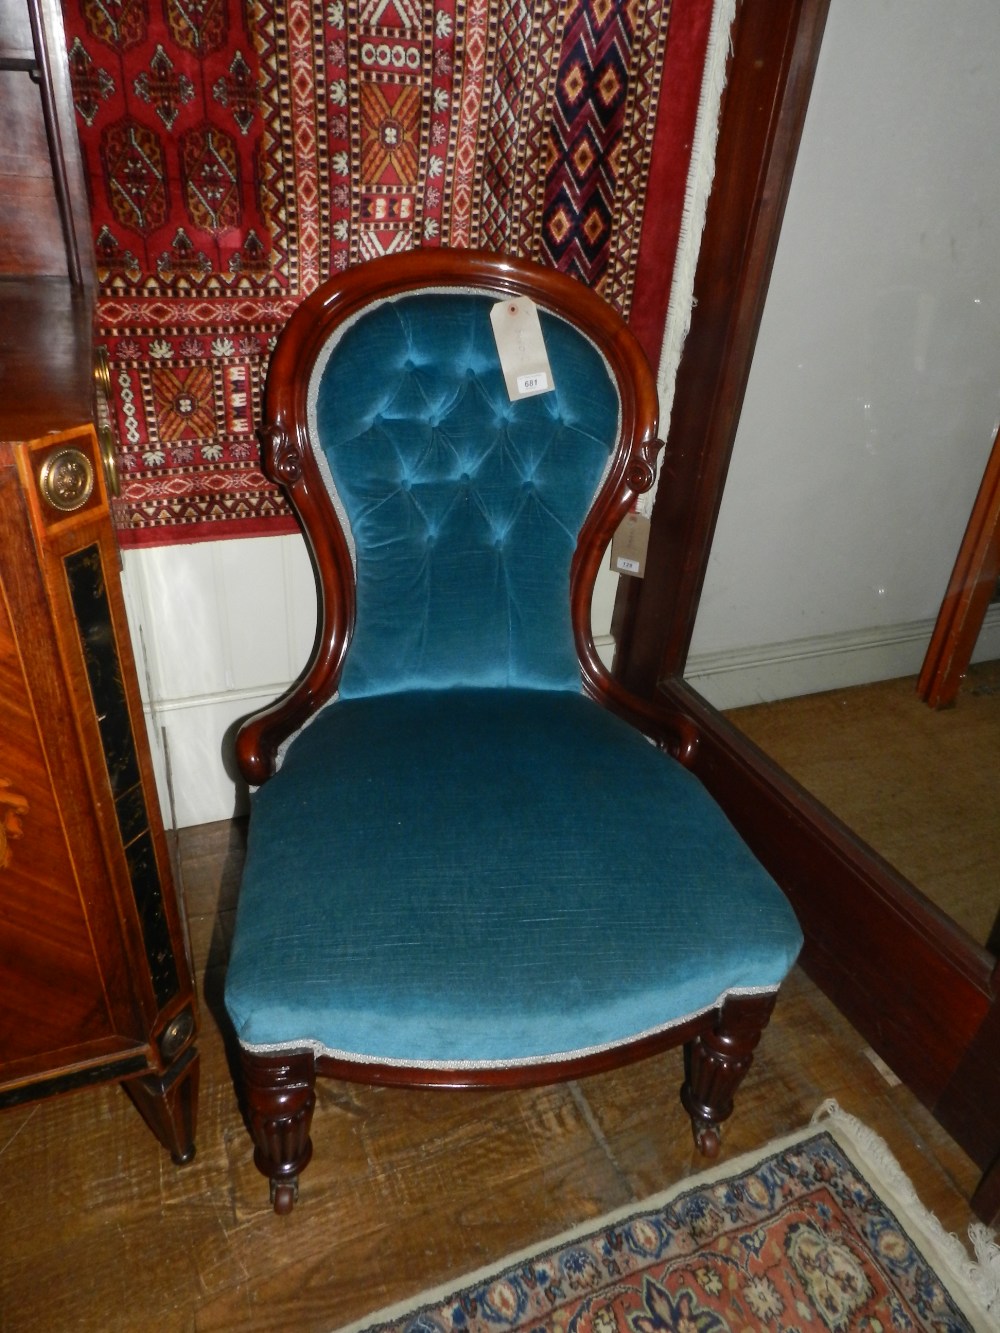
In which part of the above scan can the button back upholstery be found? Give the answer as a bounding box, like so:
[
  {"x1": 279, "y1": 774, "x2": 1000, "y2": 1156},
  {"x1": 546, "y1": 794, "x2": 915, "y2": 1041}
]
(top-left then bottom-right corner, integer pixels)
[
  {"x1": 313, "y1": 291, "x2": 618, "y2": 697},
  {"x1": 224, "y1": 249, "x2": 802, "y2": 1213}
]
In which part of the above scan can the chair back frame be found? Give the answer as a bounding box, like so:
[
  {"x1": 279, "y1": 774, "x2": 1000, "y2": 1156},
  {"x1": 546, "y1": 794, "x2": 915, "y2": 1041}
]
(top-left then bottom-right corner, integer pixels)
[{"x1": 236, "y1": 248, "x2": 691, "y2": 786}]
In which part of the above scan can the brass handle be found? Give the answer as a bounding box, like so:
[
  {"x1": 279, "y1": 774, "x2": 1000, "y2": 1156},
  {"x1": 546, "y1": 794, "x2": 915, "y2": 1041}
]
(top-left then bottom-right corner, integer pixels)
[
  {"x1": 94, "y1": 347, "x2": 121, "y2": 498},
  {"x1": 0, "y1": 781, "x2": 28, "y2": 871},
  {"x1": 39, "y1": 447, "x2": 95, "y2": 513},
  {"x1": 98, "y1": 423, "x2": 121, "y2": 498},
  {"x1": 94, "y1": 345, "x2": 112, "y2": 400}
]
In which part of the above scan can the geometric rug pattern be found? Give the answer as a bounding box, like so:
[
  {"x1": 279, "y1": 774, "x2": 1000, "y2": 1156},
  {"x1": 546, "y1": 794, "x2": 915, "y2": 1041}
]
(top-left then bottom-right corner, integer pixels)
[
  {"x1": 59, "y1": 0, "x2": 717, "y2": 544},
  {"x1": 340, "y1": 1109, "x2": 999, "y2": 1333}
]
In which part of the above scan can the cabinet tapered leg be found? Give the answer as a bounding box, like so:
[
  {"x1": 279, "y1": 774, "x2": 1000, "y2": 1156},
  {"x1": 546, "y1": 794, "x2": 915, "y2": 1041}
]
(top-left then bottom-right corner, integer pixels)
[{"x1": 123, "y1": 1046, "x2": 200, "y2": 1165}]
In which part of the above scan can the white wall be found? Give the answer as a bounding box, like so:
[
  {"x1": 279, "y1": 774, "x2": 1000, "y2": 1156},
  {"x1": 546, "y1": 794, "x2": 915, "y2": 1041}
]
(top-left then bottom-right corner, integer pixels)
[
  {"x1": 122, "y1": 535, "x2": 315, "y2": 827},
  {"x1": 687, "y1": 0, "x2": 1000, "y2": 707},
  {"x1": 123, "y1": 535, "x2": 621, "y2": 828}
]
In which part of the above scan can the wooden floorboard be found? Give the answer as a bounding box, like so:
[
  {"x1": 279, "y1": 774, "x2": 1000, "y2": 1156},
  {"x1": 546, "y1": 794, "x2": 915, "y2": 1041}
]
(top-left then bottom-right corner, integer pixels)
[
  {"x1": 727, "y1": 660, "x2": 1000, "y2": 948},
  {"x1": 0, "y1": 817, "x2": 984, "y2": 1332}
]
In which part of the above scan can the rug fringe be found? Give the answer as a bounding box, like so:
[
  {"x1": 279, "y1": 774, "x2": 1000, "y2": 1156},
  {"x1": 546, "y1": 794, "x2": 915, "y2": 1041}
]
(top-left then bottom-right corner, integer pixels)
[
  {"x1": 970, "y1": 1224, "x2": 1000, "y2": 1311},
  {"x1": 812, "y1": 1099, "x2": 999, "y2": 1318}
]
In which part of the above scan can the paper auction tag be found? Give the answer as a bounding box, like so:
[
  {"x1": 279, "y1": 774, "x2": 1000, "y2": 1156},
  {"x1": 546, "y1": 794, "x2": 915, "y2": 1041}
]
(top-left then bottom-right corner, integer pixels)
[
  {"x1": 610, "y1": 512, "x2": 651, "y2": 578},
  {"x1": 490, "y1": 297, "x2": 555, "y2": 401}
]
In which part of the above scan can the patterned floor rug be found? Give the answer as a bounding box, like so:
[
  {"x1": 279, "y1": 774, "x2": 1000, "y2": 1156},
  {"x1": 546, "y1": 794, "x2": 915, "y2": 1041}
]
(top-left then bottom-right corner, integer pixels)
[{"x1": 340, "y1": 1105, "x2": 998, "y2": 1333}]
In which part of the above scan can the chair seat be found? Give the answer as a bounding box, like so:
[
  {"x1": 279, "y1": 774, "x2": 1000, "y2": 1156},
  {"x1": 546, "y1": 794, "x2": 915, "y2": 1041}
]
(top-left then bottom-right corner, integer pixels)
[{"x1": 225, "y1": 689, "x2": 802, "y2": 1068}]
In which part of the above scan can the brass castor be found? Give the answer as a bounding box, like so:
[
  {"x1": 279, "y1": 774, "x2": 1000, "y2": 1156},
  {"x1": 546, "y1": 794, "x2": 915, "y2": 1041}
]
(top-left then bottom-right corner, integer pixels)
[
  {"x1": 270, "y1": 1176, "x2": 299, "y2": 1215},
  {"x1": 692, "y1": 1120, "x2": 721, "y2": 1159}
]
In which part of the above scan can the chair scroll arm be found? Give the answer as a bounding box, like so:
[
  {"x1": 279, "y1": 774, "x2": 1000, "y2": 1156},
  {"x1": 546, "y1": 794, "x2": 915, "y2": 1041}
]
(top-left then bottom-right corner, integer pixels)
[
  {"x1": 236, "y1": 416, "x2": 355, "y2": 785},
  {"x1": 583, "y1": 673, "x2": 700, "y2": 767},
  {"x1": 236, "y1": 697, "x2": 320, "y2": 786},
  {"x1": 614, "y1": 691, "x2": 700, "y2": 767}
]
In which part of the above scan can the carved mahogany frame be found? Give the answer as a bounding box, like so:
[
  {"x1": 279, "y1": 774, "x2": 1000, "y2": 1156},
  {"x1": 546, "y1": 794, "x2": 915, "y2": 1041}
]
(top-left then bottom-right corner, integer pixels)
[
  {"x1": 234, "y1": 247, "x2": 776, "y2": 1209},
  {"x1": 612, "y1": 0, "x2": 999, "y2": 1222},
  {"x1": 237, "y1": 247, "x2": 698, "y2": 786}
]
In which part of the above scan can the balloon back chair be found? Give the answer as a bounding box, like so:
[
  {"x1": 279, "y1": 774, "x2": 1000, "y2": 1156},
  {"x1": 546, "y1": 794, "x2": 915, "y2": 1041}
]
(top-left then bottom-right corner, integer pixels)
[{"x1": 224, "y1": 248, "x2": 802, "y2": 1212}]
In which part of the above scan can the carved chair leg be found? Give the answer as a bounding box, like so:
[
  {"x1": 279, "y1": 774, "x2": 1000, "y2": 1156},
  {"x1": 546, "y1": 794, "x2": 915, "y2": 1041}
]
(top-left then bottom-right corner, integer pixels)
[
  {"x1": 240, "y1": 1048, "x2": 316, "y2": 1214},
  {"x1": 123, "y1": 1045, "x2": 199, "y2": 1165},
  {"x1": 681, "y1": 992, "x2": 777, "y2": 1158}
]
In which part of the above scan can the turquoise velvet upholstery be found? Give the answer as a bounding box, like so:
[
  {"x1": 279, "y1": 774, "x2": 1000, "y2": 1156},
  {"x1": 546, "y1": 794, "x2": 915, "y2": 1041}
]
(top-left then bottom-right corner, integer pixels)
[
  {"x1": 225, "y1": 690, "x2": 803, "y2": 1064},
  {"x1": 312, "y1": 293, "x2": 619, "y2": 697},
  {"x1": 224, "y1": 283, "x2": 803, "y2": 1069}
]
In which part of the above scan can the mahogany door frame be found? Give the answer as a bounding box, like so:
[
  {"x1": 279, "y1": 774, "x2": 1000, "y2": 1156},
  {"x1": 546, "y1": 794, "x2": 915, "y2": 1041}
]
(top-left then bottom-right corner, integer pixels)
[
  {"x1": 613, "y1": 0, "x2": 999, "y2": 1220},
  {"x1": 917, "y1": 422, "x2": 1000, "y2": 709}
]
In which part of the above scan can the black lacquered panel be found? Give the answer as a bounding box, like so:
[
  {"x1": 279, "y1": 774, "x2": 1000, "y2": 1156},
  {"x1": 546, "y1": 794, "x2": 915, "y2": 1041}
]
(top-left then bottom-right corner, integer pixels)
[
  {"x1": 115, "y1": 783, "x2": 147, "y2": 847},
  {"x1": 65, "y1": 545, "x2": 179, "y2": 1008},
  {"x1": 64, "y1": 546, "x2": 140, "y2": 796},
  {"x1": 124, "y1": 831, "x2": 179, "y2": 1006}
]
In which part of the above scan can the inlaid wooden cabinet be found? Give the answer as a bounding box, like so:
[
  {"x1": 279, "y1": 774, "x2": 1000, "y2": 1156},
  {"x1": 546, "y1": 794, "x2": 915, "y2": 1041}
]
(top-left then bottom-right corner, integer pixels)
[
  {"x1": 0, "y1": 0, "x2": 199, "y2": 1162},
  {"x1": 0, "y1": 415, "x2": 199, "y2": 1161}
]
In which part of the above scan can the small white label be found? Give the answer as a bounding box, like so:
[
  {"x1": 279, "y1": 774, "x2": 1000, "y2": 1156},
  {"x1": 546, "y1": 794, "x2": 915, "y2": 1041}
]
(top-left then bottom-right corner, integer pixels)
[
  {"x1": 610, "y1": 512, "x2": 651, "y2": 579},
  {"x1": 490, "y1": 297, "x2": 556, "y2": 401}
]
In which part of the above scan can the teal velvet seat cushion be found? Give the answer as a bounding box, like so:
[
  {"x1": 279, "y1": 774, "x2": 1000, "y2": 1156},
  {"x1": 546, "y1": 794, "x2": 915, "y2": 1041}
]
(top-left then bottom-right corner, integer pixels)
[
  {"x1": 311, "y1": 292, "x2": 620, "y2": 697},
  {"x1": 224, "y1": 689, "x2": 803, "y2": 1066}
]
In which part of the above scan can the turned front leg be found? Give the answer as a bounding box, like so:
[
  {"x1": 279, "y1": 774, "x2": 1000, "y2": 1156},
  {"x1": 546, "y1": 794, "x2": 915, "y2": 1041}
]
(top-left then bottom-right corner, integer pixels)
[
  {"x1": 681, "y1": 992, "x2": 777, "y2": 1157},
  {"x1": 241, "y1": 1048, "x2": 316, "y2": 1213}
]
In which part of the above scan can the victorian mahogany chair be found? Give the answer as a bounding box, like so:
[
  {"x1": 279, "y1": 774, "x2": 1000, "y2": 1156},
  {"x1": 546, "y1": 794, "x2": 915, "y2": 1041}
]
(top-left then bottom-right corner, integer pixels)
[{"x1": 224, "y1": 248, "x2": 802, "y2": 1212}]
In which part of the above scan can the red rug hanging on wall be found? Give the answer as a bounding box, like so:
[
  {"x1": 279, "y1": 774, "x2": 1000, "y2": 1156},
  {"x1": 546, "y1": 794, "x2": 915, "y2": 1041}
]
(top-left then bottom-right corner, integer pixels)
[{"x1": 60, "y1": 0, "x2": 718, "y2": 546}]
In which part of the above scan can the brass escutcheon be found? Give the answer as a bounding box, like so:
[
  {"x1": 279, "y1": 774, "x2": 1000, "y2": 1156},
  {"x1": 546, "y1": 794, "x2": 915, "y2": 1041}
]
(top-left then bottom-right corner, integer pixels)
[
  {"x1": 39, "y1": 447, "x2": 95, "y2": 513},
  {"x1": 159, "y1": 1008, "x2": 196, "y2": 1061}
]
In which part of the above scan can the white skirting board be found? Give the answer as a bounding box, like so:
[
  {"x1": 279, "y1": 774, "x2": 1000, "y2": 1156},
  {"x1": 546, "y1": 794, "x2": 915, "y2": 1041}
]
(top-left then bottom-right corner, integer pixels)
[
  {"x1": 138, "y1": 608, "x2": 1000, "y2": 829},
  {"x1": 121, "y1": 536, "x2": 1000, "y2": 828},
  {"x1": 137, "y1": 638, "x2": 618, "y2": 829},
  {"x1": 119, "y1": 535, "x2": 620, "y2": 830},
  {"x1": 686, "y1": 604, "x2": 1000, "y2": 711},
  {"x1": 136, "y1": 640, "x2": 621, "y2": 829}
]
